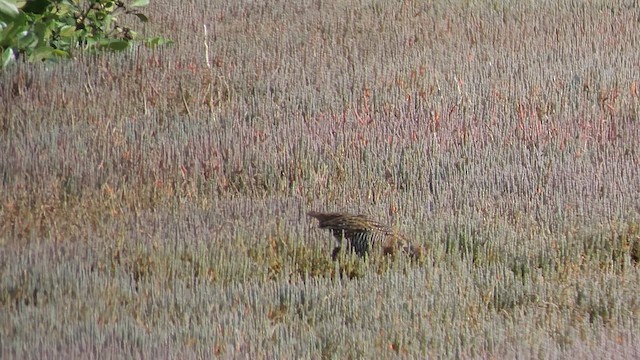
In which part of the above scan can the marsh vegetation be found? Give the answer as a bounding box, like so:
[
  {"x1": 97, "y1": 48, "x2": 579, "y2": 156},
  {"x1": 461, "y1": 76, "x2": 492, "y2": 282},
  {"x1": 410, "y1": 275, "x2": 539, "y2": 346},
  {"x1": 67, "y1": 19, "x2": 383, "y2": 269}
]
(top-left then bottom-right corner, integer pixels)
[{"x1": 1, "y1": 0, "x2": 639, "y2": 358}]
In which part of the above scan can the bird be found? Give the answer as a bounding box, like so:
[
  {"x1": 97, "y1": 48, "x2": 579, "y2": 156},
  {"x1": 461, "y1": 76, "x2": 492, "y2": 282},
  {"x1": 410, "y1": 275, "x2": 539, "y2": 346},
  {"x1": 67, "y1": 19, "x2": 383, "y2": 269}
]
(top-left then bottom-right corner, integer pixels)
[{"x1": 307, "y1": 211, "x2": 421, "y2": 260}]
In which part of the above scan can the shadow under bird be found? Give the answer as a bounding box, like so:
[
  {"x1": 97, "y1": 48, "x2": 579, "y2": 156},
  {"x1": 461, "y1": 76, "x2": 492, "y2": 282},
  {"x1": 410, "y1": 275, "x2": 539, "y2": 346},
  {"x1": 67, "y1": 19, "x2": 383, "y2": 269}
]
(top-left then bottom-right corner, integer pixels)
[{"x1": 307, "y1": 211, "x2": 421, "y2": 260}]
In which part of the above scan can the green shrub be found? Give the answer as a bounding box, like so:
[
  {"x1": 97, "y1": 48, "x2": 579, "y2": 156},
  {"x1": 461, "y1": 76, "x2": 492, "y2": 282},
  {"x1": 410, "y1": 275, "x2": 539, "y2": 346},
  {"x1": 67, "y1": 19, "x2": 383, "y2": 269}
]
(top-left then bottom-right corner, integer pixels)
[{"x1": 0, "y1": 0, "x2": 171, "y2": 68}]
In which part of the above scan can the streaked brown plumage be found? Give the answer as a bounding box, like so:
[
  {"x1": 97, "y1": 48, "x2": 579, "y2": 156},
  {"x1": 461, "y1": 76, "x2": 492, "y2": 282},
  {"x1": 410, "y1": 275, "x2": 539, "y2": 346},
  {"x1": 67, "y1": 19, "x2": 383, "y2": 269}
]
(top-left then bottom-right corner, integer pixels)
[{"x1": 307, "y1": 211, "x2": 421, "y2": 260}]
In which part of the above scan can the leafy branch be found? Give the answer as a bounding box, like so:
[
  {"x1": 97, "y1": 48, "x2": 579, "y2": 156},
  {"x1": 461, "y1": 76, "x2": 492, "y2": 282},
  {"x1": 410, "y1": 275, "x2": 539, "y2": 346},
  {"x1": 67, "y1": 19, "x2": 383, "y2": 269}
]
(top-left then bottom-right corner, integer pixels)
[{"x1": 0, "y1": 0, "x2": 172, "y2": 68}]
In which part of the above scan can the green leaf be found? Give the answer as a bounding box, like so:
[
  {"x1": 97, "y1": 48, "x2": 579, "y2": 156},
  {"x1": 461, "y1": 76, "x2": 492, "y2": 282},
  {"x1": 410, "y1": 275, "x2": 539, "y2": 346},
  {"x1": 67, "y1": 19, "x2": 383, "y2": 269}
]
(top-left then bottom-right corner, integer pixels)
[
  {"x1": 82, "y1": 36, "x2": 97, "y2": 49},
  {"x1": 59, "y1": 24, "x2": 76, "y2": 37},
  {"x1": 33, "y1": 44, "x2": 70, "y2": 60},
  {"x1": 0, "y1": 0, "x2": 21, "y2": 17},
  {"x1": 1, "y1": 46, "x2": 14, "y2": 68},
  {"x1": 132, "y1": 12, "x2": 147, "y2": 22},
  {"x1": 102, "y1": 39, "x2": 129, "y2": 51},
  {"x1": 144, "y1": 36, "x2": 173, "y2": 48},
  {"x1": 54, "y1": 2, "x2": 74, "y2": 16},
  {"x1": 129, "y1": 0, "x2": 149, "y2": 8},
  {"x1": 0, "y1": 12, "x2": 28, "y2": 47},
  {"x1": 32, "y1": 17, "x2": 55, "y2": 42}
]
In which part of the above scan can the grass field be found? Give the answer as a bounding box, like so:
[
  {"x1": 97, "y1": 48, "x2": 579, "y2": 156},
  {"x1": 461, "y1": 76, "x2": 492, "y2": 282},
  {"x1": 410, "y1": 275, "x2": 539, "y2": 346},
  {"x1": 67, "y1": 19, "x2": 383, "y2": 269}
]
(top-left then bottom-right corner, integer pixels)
[{"x1": 1, "y1": 0, "x2": 640, "y2": 358}]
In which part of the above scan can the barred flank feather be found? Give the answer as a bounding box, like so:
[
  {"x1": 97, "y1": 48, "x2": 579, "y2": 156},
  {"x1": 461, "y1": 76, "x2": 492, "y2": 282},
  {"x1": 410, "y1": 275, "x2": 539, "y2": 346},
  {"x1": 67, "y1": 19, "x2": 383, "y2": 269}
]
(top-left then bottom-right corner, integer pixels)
[{"x1": 307, "y1": 211, "x2": 420, "y2": 260}]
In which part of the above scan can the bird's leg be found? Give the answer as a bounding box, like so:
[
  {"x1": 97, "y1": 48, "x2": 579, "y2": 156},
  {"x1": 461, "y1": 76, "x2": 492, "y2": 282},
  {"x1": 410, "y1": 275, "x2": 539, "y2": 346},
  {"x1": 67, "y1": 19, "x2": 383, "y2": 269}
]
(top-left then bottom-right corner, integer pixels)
[
  {"x1": 331, "y1": 246, "x2": 342, "y2": 260},
  {"x1": 330, "y1": 229, "x2": 348, "y2": 260}
]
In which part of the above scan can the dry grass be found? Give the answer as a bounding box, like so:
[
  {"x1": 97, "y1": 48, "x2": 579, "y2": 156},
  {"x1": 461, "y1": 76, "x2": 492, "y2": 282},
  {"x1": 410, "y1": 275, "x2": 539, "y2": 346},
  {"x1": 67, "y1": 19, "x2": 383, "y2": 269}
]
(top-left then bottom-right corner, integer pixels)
[{"x1": 1, "y1": 0, "x2": 640, "y2": 358}]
